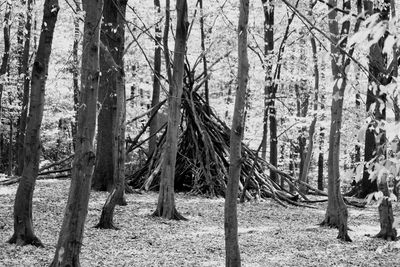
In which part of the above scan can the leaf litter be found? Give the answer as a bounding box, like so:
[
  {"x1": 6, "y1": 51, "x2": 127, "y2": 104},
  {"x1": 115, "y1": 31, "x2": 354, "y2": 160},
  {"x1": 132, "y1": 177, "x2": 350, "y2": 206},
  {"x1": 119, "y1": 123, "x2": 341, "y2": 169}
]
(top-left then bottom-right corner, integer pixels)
[{"x1": 1, "y1": 179, "x2": 400, "y2": 266}]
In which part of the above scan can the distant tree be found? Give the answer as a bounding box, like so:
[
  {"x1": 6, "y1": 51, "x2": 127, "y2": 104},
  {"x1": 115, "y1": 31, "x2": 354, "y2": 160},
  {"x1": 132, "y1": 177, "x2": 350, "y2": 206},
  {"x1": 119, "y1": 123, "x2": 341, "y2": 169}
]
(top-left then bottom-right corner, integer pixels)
[
  {"x1": 0, "y1": 1, "x2": 12, "y2": 119},
  {"x1": 8, "y1": 0, "x2": 59, "y2": 247},
  {"x1": 50, "y1": 0, "x2": 103, "y2": 264},
  {"x1": 16, "y1": 0, "x2": 33, "y2": 176},
  {"x1": 153, "y1": 0, "x2": 188, "y2": 220},
  {"x1": 149, "y1": 0, "x2": 162, "y2": 156},
  {"x1": 225, "y1": 0, "x2": 249, "y2": 265},
  {"x1": 96, "y1": 0, "x2": 128, "y2": 229}
]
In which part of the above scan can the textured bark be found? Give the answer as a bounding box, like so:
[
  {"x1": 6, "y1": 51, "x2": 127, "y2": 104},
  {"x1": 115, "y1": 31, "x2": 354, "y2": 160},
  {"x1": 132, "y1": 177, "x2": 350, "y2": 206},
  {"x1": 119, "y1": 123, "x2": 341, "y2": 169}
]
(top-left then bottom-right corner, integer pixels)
[
  {"x1": 149, "y1": 0, "x2": 162, "y2": 155},
  {"x1": 225, "y1": 1, "x2": 249, "y2": 266},
  {"x1": 92, "y1": 0, "x2": 126, "y2": 193},
  {"x1": 261, "y1": 0, "x2": 277, "y2": 183},
  {"x1": 50, "y1": 0, "x2": 102, "y2": 265},
  {"x1": 0, "y1": 1, "x2": 12, "y2": 118},
  {"x1": 96, "y1": 0, "x2": 127, "y2": 229},
  {"x1": 8, "y1": 120, "x2": 13, "y2": 176},
  {"x1": 153, "y1": 0, "x2": 188, "y2": 220},
  {"x1": 8, "y1": 0, "x2": 59, "y2": 247},
  {"x1": 320, "y1": 0, "x2": 351, "y2": 242},
  {"x1": 71, "y1": 0, "x2": 81, "y2": 153},
  {"x1": 16, "y1": 0, "x2": 33, "y2": 176}
]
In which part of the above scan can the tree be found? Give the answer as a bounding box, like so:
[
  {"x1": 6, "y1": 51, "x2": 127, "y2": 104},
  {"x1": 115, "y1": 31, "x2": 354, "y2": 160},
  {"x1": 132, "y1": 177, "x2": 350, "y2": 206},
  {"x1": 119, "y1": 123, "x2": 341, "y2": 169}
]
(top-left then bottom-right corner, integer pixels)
[
  {"x1": 0, "y1": 0, "x2": 12, "y2": 119},
  {"x1": 225, "y1": 0, "x2": 249, "y2": 265},
  {"x1": 95, "y1": 0, "x2": 127, "y2": 229},
  {"x1": 92, "y1": 0, "x2": 121, "y2": 192},
  {"x1": 320, "y1": 0, "x2": 352, "y2": 242},
  {"x1": 50, "y1": 0, "x2": 102, "y2": 264},
  {"x1": 153, "y1": 0, "x2": 188, "y2": 220},
  {"x1": 16, "y1": 0, "x2": 33, "y2": 176},
  {"x1": 149, "y1": 0, "x2": 162, "y2": 156},
  {"x1": 8, "y1": 0, "x2": 60, "y2": 247}
]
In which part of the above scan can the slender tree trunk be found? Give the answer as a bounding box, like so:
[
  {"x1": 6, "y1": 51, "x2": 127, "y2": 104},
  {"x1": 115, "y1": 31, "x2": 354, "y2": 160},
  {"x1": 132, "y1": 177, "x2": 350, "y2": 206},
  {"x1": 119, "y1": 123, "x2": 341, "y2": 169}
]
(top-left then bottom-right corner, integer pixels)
[
  {"x1": 320, "y1": 0, "x2": 351, "y2": 242},
  {"x1": 8, "y1": 119, "x2": 13, "y2": 176},
  {"x1": 299, "y1": 116, "x2": 316, "y2": 193},
  {"x1": 0, "y1": 1, "x2": 12, "y2": 119},
  {"x1": 149, "y1": 0, "x2": 162, "y2": 156},
  {"x1": 50, "y1": 0, "x2": 102, "y2": 265},
  {"x1": 225, "y1": 1, "x2": 249, "y2": 266},
  {"x1": 153, "y1": 0, "x2": 188, "y2": 220},
  {"x1": 71, "y1": 0, "x2": 81, "y2": 153},
  {"x1": 199, "y1": 0, "x2": 209, "y2": 112},
  {"x1": 261, "y1": 0, "x2": 277, "y2": 183},
  {"x1": 16, "y1": 0, "x2": 33, "y2": 176},
  {"x1": 8, "y1": 0, "x2": 59, "y2": 247}
]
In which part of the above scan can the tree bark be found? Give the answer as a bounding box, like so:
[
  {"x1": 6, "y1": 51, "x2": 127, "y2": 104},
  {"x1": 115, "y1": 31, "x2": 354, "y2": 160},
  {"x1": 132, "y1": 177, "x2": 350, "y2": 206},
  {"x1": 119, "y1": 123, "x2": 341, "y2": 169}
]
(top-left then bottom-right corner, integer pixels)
[
  {"x1": 320, "y1": 0, "x2": 351, "y2": 242},
  {"x1": 149, "y1": 0, "x2": 162, "y2": 156},
  {"x1": 92, "y1": 0, "x2": 126, "y2": 193},
  {"x1": 199, "y1": 0, "x2": 210, "y2": 112},
  {"x1": 261, "y1": 0, "x2": 277, "y2": 184},
  {"x1": 96, "y1": 0, "x2": 127, "y2": 229},
  {"x1": 50, "y1": 0, "x2": 102, "y2": 265},
  {"x1": 0, "y1": 1, "x2": 12, "y2": 119},
  {"x1": 225, "y1": 0, "x2": 249, "y2": 266},
  {"x1": 153, "y1": 0, "x2": 188, "y2": 220},
  {"x1": 8, "y1": 0, "x2": 59, "y2": 247},
  {"x1": 71, "y1": 0, "x2": 82, "y2": 153},
  {"x1": 299, "y1": 116, "x2": 316, "y2": 193},
  {"x1": 16, "y1": 0, "x2": 33, "y2": 176}
]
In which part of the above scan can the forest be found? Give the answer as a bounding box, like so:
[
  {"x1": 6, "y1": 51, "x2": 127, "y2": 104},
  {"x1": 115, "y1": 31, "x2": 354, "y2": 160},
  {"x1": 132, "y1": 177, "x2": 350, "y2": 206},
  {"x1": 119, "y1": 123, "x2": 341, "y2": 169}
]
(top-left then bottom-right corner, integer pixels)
[{"x1": 0, "y1": 0, "x2": 400, "y2": 266}]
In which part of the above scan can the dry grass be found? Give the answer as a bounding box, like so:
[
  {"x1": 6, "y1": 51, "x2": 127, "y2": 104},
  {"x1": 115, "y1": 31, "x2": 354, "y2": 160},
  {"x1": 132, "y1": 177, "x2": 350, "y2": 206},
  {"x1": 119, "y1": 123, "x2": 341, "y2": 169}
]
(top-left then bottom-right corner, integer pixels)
[{"x1": 1, "y1": 179, "x2": 400, "y2": 266}]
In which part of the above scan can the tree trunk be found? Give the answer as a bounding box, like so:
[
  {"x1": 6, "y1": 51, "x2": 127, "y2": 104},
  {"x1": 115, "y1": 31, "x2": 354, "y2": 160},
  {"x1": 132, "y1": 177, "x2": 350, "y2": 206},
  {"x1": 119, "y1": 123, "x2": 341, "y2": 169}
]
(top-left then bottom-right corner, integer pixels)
[
  {"x1": 261, "y1": 0, "x2": 277, "y2": 183},
  {"x1": 49, "y1": 0, "x2": 102, "y2": 265},
  {"x1": 149, "y1": 0, "x2": 162, "y2": 156},
  {"x1": 16, "y1": 0, "x2": 33, "y2": 176},
  {"x1": 92, "y1": 0, "x2": 125, "y2": 193},
  {"x1": 8, "y1": 119, "x2": 13, "y2": 176},
  {"x1": 8, "y1": 0, "x2": 59, "y2": 247},
  {"x1": 96, "y1": 0, "x2": 127, "y2": 230},
  {"x1": 199, "y1": 0, "x2": 210, "y2": 112},
  {"x1": 299, "y1": 116, "x2": 316, "y2": 193},
  {"x1": 225, "y1": 0, "x2": 249, "y2": 266},
  {"x1": 0, "y1": 1, "x2": 12, "y2": 119},
  {"x1": 153, "y1": 0, "x2": 188, "y2": 220},
  {"x1": 320, "y1": 0, "x2": 351, "y2": 242},
  {"x1": 71, "y1": 0, "x2": 82, "y2": 153}
]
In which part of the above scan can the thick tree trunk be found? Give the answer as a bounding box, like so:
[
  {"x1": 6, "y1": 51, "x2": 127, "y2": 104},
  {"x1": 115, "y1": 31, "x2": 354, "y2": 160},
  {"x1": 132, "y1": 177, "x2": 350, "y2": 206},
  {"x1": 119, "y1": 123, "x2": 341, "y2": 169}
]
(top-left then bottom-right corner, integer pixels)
[
  {"x1": 96, "y1": 0, "x2": 127, "y2": 229},
  {"x1": 8, "y1": 0, "x2": 59, "y2": 247},
  {"x1": 225, "y1": 1, "x2": 249, "y2": 266},
  {"x1": 16, "y1": 0, "x2": 33, "y2": 176},
  {"x1": 92, "y1": 0, "x2": 127, "y2": 194},
  {"x1": 153, "y1": 0, "x2": 188, "y2": 220},
  {"x1": 50, "y1": 0, "x2": 102, "y2": 265},
  {"x1": 320, "y1": 0, "x2": 351, "y2": 242},
  {"x1": 149, "y1": 0, "x2": 162, "y2": 156},
  {"x1": 0, "y1": 1, "x2": 12, "y2": 119}
]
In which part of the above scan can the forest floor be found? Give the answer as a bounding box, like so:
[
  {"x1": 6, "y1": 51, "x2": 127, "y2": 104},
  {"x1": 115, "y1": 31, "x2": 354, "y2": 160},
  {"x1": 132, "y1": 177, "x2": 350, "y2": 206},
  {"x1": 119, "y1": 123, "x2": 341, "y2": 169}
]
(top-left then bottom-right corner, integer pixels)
[{"x1": 1, "y1": 179, "x2": 400, "y2": 266}]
